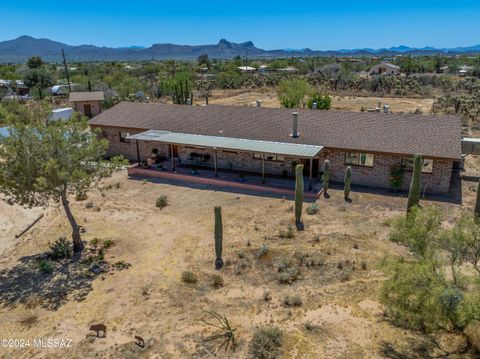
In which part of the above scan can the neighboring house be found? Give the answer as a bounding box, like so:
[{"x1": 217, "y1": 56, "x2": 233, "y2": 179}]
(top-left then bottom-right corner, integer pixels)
[
  {"x1": 369, "y1": 62, "x2": 400, "y2": 75},
  {"x1": 238, "y1": 66, "x2": 256, "y2": 73},
  {"x1": 278, "y1": 66, "x2": 298, "y2": 73},
  {"x1": 69, "y1": 91, "x2": 104, "y2": 118},
  {"x1": 89, "y1": 102, "x2": 462, "y2": 195},
  {"x1": 0, "y1": 79, "x2": 29, "y2": 96},
  {"x1": 458, "y1": 65, "x2": 473, "y2": 77}
]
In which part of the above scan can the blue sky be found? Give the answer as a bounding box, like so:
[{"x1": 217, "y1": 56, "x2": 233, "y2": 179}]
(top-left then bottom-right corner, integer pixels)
[{"x1": 1, "y1": 1, "x2": 479, "y2": 50}]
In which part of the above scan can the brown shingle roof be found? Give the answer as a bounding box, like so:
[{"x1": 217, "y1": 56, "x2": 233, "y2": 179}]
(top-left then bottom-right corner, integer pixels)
[
  {"x1": 69, "y1": 91, "x2": 104, "y2": 102},
  {"x1": 89, "y1": 102, "x2": 462, "y2": 160}
]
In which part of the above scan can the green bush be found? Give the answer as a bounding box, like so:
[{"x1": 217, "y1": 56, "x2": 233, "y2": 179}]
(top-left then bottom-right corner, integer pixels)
[
  {"x1": 306, "y1": 93, "x2": 331, "y2": 110},
  {"x1": 156, "y1": 195, "x2": 168, "y2": 209},
  {"x1": 278, "y1": 225, "x2": 295, "y2": 239},
  {"x1": 181, "y1": 270, "x2": 198, "y2": 284},
  {"x1": 257, "y1": 243, "x2": 269, "y2": 259},
  {"x1": 305, "y1": 203, "x2": 319, "y2": 215},
  {"x1": 103, "y1": 239, "x2": 114, "y2": 249},
  {"x1": 249, "y1": 326, "x2": 283, "y2": 359},
  {"x1": 211, "y1": 274, "x2": 224, "y2": 288},
  {"x1": 38, "y1": 259, "x2": 54, "y2": 274},
  {"x1": 49, "y1": 237, "x2": 72, "y2": 260},
  {"x1": 389, "y1": 206, "x2": 441, "y2": 257},
  {"x1": 381, "y1": 259, "x2": 449, "y2": 332},
  {"x1": 283, "y1": 294, "x2": 302, "y2": 307}
]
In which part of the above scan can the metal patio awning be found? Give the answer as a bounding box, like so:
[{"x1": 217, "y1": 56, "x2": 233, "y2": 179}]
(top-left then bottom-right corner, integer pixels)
[{"x1": 127, "y1": 130, "x2": 324, "y2": 158}]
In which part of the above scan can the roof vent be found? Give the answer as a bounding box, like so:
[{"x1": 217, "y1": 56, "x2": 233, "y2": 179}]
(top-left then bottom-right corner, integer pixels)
[
  {"x1": 290, "y1": 112, "x2": 299, "y2": 138},
  {"x1": 383, "y1": 104, "x2": 390, "y2": 113},
  {"x1": 256, "y1": 100, "x2": 262, "y2": 108},
  {"x1": 375, "y1": 101, "x2": 381, "y2": 113},
  {"x1": 312, "y1": 102, "x2": 318, "y2": 109},
  {"x1": 186, "y1": 98, "x2": 192, "y2": 106}
]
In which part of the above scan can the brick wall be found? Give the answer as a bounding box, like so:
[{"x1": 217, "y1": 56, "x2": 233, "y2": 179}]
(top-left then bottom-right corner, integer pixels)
[
  {"x1": 72, "y1": 100, "x2": 102, "y2": 117},
  {"x1": 94, "y1": 125, "x2": 454, "y2": 194},
  {"x1": 317, "y1": 149, "x2": 453, "y2": 194}
]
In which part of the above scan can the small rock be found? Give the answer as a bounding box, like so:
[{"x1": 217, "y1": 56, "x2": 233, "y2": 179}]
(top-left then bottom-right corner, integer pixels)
[{"x1": 91, "y1": 264, "x2": 102, "y2": 274}]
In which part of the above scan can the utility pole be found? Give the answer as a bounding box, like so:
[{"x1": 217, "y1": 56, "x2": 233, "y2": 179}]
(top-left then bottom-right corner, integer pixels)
[{"x1": 62, "y1": 48, "x2": 71, "y2": 92}]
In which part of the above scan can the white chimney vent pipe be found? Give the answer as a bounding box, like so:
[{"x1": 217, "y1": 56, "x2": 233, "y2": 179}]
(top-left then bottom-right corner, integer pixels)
[
  {"x1": 256, "y1": 100, "x2": 262, "y2": 108},
  {"x1": 290, "y1": 112, "x2": 299, "y2": 138},
  {"x1": 312, "y1": 102, "x2": 318, "y2": 109}
]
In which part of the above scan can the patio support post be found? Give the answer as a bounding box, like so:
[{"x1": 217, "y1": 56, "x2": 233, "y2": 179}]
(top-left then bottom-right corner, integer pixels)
[
  {"x1": 136, "y1": 140, "x2": 140, "y2": 165},
  {"x1": 309, "y1": 158, "x2": 313, "y2": 190},
  {"x1": 318, "y1": 157, "x2": 321, "y2": 183},
  {"x1": 170, "y1": 144, "x2": 175, "y2": 171},
  {"x1": 214, "y1": 148, "x2": 218, "y2": 177},
  {"x1": 262, "y1": 154, "x2": 265, "y2": 184}
]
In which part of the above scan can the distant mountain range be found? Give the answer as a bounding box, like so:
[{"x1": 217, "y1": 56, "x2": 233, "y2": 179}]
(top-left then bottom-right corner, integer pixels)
[{"x1": 1, "y1": 35, "x2": 480, "y2": 63}]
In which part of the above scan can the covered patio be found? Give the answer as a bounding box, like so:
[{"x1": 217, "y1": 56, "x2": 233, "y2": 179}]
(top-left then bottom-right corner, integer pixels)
[{"x1": 126, "y1": 130, "x2": 324, "y2": 193}]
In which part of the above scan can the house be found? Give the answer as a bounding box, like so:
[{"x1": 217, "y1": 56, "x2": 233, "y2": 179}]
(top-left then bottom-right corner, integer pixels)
[
  {"x1": 369, "y1": 62, "x2": 400, "y2": 75},
  {"x1": 69, "y1": 91, "x2": 104, "y2": 118},
  {"x1": 458, "y1": 65, "x2": 473, "y2": 77},
  {"x1": 89, "y1": 102, "x2": 461, "y2": 195},
  {"x1": 278, "y1": 66, "x2": 298, "y2": 73}
]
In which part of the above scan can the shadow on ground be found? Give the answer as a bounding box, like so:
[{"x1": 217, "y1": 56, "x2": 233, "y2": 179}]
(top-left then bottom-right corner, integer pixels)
[{"x1": 0, "y1": 253, "x2": 95, "y2": 310}]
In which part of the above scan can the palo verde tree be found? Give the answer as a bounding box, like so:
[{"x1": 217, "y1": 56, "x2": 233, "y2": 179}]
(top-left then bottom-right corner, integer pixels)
[{"x1": 0, "y1": 111, "x2": 126, "y2": 253}]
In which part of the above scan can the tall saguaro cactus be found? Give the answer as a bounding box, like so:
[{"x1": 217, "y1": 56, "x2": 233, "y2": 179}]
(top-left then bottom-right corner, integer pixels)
[
  {"x1": 323, "y1": 160, "x2": 330, "y2": 194},
  {"x1": 407, "y1": 154, "x2": 422, "y2": 213},
  {"x1": 344, "y1": 166, "x2": 352, "y2": 201},
  {"x1": 214, "y1": 206, "x2": 224, "y2": 270},
  {"x1": 294, "y1": 164, "x2": 304, "y2": 230},
  {"x1": 475, "y1": 180, "x2": 480, "y2": 220}
]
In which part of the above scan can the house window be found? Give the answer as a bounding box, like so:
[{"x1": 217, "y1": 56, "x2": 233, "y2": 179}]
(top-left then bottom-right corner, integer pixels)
[
  {"x1": 401, "y1": 158, "x2": 433, "y2": 173},
  {"x1": 253, "y1": 153, "x2": 285, "y2": 161},
  {"x1": 345, "y1": 152, "x2": 374, "y2": 167},
  {"x1": 119, "y1": 132, "x2": 130, "y2": 143}
]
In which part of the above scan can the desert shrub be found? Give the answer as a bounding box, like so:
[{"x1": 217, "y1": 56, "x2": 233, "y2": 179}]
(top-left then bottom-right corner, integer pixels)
[
  {"x1": 38, "y1": 259, "x2": 53, "y2": 274},
  {"x1": 278, "y1": 225, "x2": 294, "y2": 239},
  {"x1": 283, "y1": 294, "x2": 302, "y2": 307},
  {"x1": 181, "y1": 270, "x2": 198, "y2": 284},
  {"x1": 49, "y1": 237, "x2": 72, "y2": 260},
  {"x1": 304, "y1": 321, "x2": 316, "y2": 331},
  {"x1": 75, "y1": 191, "x2": 87, "y2": 201},
  {"x1": 103, "y1": 239, "x2": 114, "y2": 249},
  {"x1": 211, "y1": 274, "x2": 224, "y2": 288},
  {"x1": 305, "y1": 203, "x2": 319, "y2": 215},
  {"x1": 156, "y1": 195, "x2": 168, "y2": 209},
  {"x1": 257, "y1": 243, "x2": 269, "y2": 259},
  {"x1": 249, "y1": 326, "x2": 283, "y2": 359},
  {"x1": 263, "y1": 289, "x2": 272, "y2": 303},
  {"x1": 278, "y1": 265, "x2": 300, "y2": 284},
  {"x1": 389, "y1": 206, "x2": 441, "y2": 257}
]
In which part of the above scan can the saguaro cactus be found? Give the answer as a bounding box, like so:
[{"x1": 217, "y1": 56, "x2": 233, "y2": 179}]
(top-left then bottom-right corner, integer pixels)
[
  {"x1": 344, "y1": 166, "x2": 352, "y2": 200},
  {"x1": 214, "y1": 206, "x2": 224, "y2": 270},
  {"x1": 407, "y1": 154, "x2": 422, "y2": 213},
  {"x1": 475, "y1": 180, "x2": 480, "y2": 220},
  {"x1": 294, "y1": 164, "x2": 304, "y2": 230},
  {"x1": 323, "y1": 160, "x2": 330, "y2": 194}
]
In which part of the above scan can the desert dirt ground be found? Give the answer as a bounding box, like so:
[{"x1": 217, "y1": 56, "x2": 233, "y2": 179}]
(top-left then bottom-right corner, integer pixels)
[
  {"x1": 196, "y1": 89, "x2": 435, "y2": 114},
  {"x1": 0, "y1": 154, "x2": 478, "y2": 358}
]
